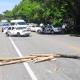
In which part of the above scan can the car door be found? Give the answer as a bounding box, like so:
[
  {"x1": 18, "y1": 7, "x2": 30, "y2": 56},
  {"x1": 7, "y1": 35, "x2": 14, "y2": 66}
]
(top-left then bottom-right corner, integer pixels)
[{"x1": 11, "y1": 27, "x2": 17, "y2": 35}]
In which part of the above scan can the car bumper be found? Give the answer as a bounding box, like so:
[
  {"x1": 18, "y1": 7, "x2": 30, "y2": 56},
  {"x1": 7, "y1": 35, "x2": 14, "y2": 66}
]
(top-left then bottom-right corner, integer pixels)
[
  {"x1": 20, "y1": 32, "x2": 30, "y2": 36},
  {"x1": 7, "y1": 32, "x2": 30, "y2": 36}
]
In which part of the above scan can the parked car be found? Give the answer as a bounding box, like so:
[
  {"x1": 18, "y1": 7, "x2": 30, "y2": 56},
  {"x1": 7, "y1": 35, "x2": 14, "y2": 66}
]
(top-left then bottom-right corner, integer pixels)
[
  {"x1": 10, "y1": 19, "x2": 28, "y2": 27},
  {"x1": 35, "y1": 26, "x2": 43, "y2": 33},
  {"x1": 1, "y1": 22, "x2": 10, "y2": 33},
  {"x1": 38, "y1": 24, "x2": 62, "y2": 34},
  {"x1": 30, "y1": 26, "x2": 42, "y2": 32},
  {"x1": 28, "y1": 23, "x2": 42, "y2": 32},
  {"x1": 6, "y1": 27, "x2": 30, "y2": 37}
]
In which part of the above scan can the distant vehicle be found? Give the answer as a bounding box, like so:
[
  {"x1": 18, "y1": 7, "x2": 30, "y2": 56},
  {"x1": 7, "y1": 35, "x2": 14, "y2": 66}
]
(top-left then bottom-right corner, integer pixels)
[
  {"x1": 1, "y1": 22, "x2": 10, "y2": 33},
  {"x1": 1, "y1": 20, "x2": 8, "y2": 23},
  {"x1": 0, "y1": 19, "x2": 10, "y2": 33},
  {"x1": 34, "y1": 26, "x2": 43, "y2": 33},
  {"x1": 28, "y1": 23, "x2": 42, "y2": 32},
  {"x1": 30, "y1": 26, "x2": 42, "y2": 32},
  {"x1": 10, "y1": 19, "x2": 28, "y2": 27},
  {"x1": 6, "y1": 19, "x2": 31, "y2": 36},
  {"x1": 38, "y1": 24, "x2": 62, "y2": 34},
  {"x1": 6, "y1": 26, "x2": 30, "y2": 37}
]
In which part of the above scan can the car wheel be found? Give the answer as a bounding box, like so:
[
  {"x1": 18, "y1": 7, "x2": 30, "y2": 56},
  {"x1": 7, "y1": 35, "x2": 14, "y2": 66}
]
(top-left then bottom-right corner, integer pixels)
[
  {"x1": 6, "y1": 32, "x2": 9, "y2": 36},
  {"x1": 17, "y1": 32, "x2": 20, "y2": 37},
  {"x1": 26, "y1": 34, "x2": 30, "y2": 37},
  {"x1": 51, "y1": 30, "x2": 54, "y2": 34},
  {"x1": 37, "y1": 30, "x2": 41, "y2": 33}
]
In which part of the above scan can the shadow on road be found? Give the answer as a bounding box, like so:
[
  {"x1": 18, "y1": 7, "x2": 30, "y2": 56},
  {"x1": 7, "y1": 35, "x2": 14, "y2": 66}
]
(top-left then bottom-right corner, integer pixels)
[{"x1": 58, "y1": 54, "x2": 80, "y2": 60}]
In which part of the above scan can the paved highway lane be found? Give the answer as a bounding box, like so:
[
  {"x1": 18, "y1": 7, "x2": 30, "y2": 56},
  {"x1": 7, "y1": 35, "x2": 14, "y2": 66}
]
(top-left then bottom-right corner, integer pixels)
[
  {"x1": 12, "y1": 33, "x2": 80, "y2": 55},
  {"x1": 11, "y1": 32, "x2": 80, "y2": 80},
  {"x1": 0, "y1": 32, "x2": 33, "y2": 80},
  {"x1": 0, "y1": 32, "x2": 80, "y2": 80}
]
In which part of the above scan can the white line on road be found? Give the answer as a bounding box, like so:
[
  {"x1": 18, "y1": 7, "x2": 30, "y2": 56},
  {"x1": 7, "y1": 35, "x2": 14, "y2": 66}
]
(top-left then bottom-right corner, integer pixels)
[{"x1": 9, "y1": 37, "x2": 38, "y2": 80}]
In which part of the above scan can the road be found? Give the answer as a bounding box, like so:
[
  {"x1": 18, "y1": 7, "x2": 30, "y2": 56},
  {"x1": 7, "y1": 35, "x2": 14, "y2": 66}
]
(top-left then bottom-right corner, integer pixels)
[{"x1": 0, "y1": 32, "x2": 80, "y2": 80}]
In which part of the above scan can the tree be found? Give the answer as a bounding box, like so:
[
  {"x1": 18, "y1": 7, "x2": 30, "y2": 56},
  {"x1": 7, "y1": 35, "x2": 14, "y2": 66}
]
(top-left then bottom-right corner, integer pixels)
[
  {"x1": 0, "y1": 14, "x2": 4, "y2": 21},
  {"x1": 3, "y1": 10, "x2": 13, "y2": 20},
  {"x1": 2, "y1": 0, "x2": 80, "y2": 33}
]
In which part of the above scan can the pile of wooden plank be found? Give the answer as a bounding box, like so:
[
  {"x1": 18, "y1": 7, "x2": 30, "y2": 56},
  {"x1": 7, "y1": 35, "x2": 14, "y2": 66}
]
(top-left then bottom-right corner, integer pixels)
[
  {"x1": 0, "y1": 54, "x2": 79, "y2": 66},
  {"x1": 0, "y1": 54, "x2": 59, "y2": 66}
]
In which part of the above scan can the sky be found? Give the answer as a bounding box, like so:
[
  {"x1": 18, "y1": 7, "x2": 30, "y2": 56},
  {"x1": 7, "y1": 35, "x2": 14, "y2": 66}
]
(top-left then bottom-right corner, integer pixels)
[{"x1": 0, "y1": 0, "x2": 21, "y2": 14}]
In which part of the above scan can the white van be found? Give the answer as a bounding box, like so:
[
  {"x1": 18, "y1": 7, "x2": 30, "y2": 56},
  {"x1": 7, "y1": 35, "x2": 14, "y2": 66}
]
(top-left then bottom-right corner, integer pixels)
[
  {"x1": 1, "y1": 20, "x2": 8, "y2": 23},
  {"x1": 10, "y1": 19, "x2": 27, "y2": 27}
]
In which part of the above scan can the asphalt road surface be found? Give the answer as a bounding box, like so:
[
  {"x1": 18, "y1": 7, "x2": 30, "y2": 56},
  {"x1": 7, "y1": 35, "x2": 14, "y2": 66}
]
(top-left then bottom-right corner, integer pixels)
[{"x1": 0, "y1": 32, "x2": 80, "y2": 80}]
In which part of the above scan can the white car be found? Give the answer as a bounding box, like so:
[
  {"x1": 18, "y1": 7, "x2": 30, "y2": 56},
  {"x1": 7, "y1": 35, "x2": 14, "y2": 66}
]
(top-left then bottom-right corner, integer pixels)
[
  {"x1": 34, "y1": 26, "x2": 42, "y2": 32},
  {"x1": 1, "y1": 22, "x2": 10, "y2": 33},
  {"x1": 6, "y1": 27, "x2": 30, "y2": 37},
  {"x1": 28, "y1": 23, "x2": 42, "y2": 32},
  {"x1": 30, "y1": 26, "x2": 42, "y2": 32}
]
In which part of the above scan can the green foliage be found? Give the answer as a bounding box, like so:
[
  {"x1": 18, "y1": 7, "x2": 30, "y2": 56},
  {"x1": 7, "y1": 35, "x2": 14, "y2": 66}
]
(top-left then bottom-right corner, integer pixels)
[
  {"x1": 3, "y1": 0, "x2": 80, "y2": 33},
  {"x1": 3, "y1": 0, "x2": 65, "y2": 25},
  {"x1": 0, "y1": 14, "x2": 4, "y2": 21}
]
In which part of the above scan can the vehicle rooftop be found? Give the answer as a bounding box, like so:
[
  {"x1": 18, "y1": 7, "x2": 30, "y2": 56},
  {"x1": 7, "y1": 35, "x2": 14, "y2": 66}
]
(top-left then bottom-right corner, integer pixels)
[
  {"x1": 10, "y1": 19, "x2": 25, "y2": 23},
  {"x1": 1, "y1": 20, "x2": 8, "y2": 23}
]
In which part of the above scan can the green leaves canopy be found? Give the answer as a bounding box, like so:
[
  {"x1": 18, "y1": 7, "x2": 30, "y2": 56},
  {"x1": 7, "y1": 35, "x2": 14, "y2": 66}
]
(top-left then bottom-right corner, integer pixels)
[{"x1": 3, "y1": 0, "x2": 80, "y2": 33}]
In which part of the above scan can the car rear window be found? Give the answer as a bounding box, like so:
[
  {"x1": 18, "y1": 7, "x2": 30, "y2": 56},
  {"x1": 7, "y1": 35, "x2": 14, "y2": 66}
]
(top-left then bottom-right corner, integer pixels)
[
  {"x1": 16, "y1": 27, "x2": 26, "y2": 30},
  {"x1": 17, "y1": 22, "x2": 26, "y2": 25},
  {"x1": 11, "y1": 23, "x2": 15, "y2": 25}
]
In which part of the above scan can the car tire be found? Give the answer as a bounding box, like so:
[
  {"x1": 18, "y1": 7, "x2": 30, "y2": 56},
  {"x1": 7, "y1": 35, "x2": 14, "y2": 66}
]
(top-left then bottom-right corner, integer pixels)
[
  {"x1": 17, "y1": 32, "x2": 20, "y2": 37},
  {"x1": 51, "y1": 30, "x2": 54, "y2": 34},
  {"x1": 37, "y1": 30, "x2": 41, "y2": 33},
  {"x1": 6, "y1": 32, "x2": 9, "y2": 36},
  {"x1": 26, "y1": 34, "x2": 30, "y2": 37}
]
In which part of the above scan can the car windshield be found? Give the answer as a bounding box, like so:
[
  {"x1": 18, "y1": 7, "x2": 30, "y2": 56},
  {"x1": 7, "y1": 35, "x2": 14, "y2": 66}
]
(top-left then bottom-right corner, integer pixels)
[
  {"x1": 11, "y1": 23, "x2": 15, "y2": 25},
  {"x1": 17, "y1": 22, "x2": 26, "y2": 25},
  {"x1": 16, "y1": 27, "x2": 26, "y2": 30},
  {"x1": 1, "y1": 22, "x2": 9, "y2": 26},
  {"x1": 3, "y1": 24, "x2": 9, "y2": 26}
]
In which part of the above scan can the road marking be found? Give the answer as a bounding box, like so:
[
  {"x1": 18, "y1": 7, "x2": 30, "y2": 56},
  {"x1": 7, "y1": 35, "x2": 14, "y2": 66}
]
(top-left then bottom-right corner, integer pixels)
[{"x1": 9, "y1": 37, "x2": 38, "y2": 80}]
